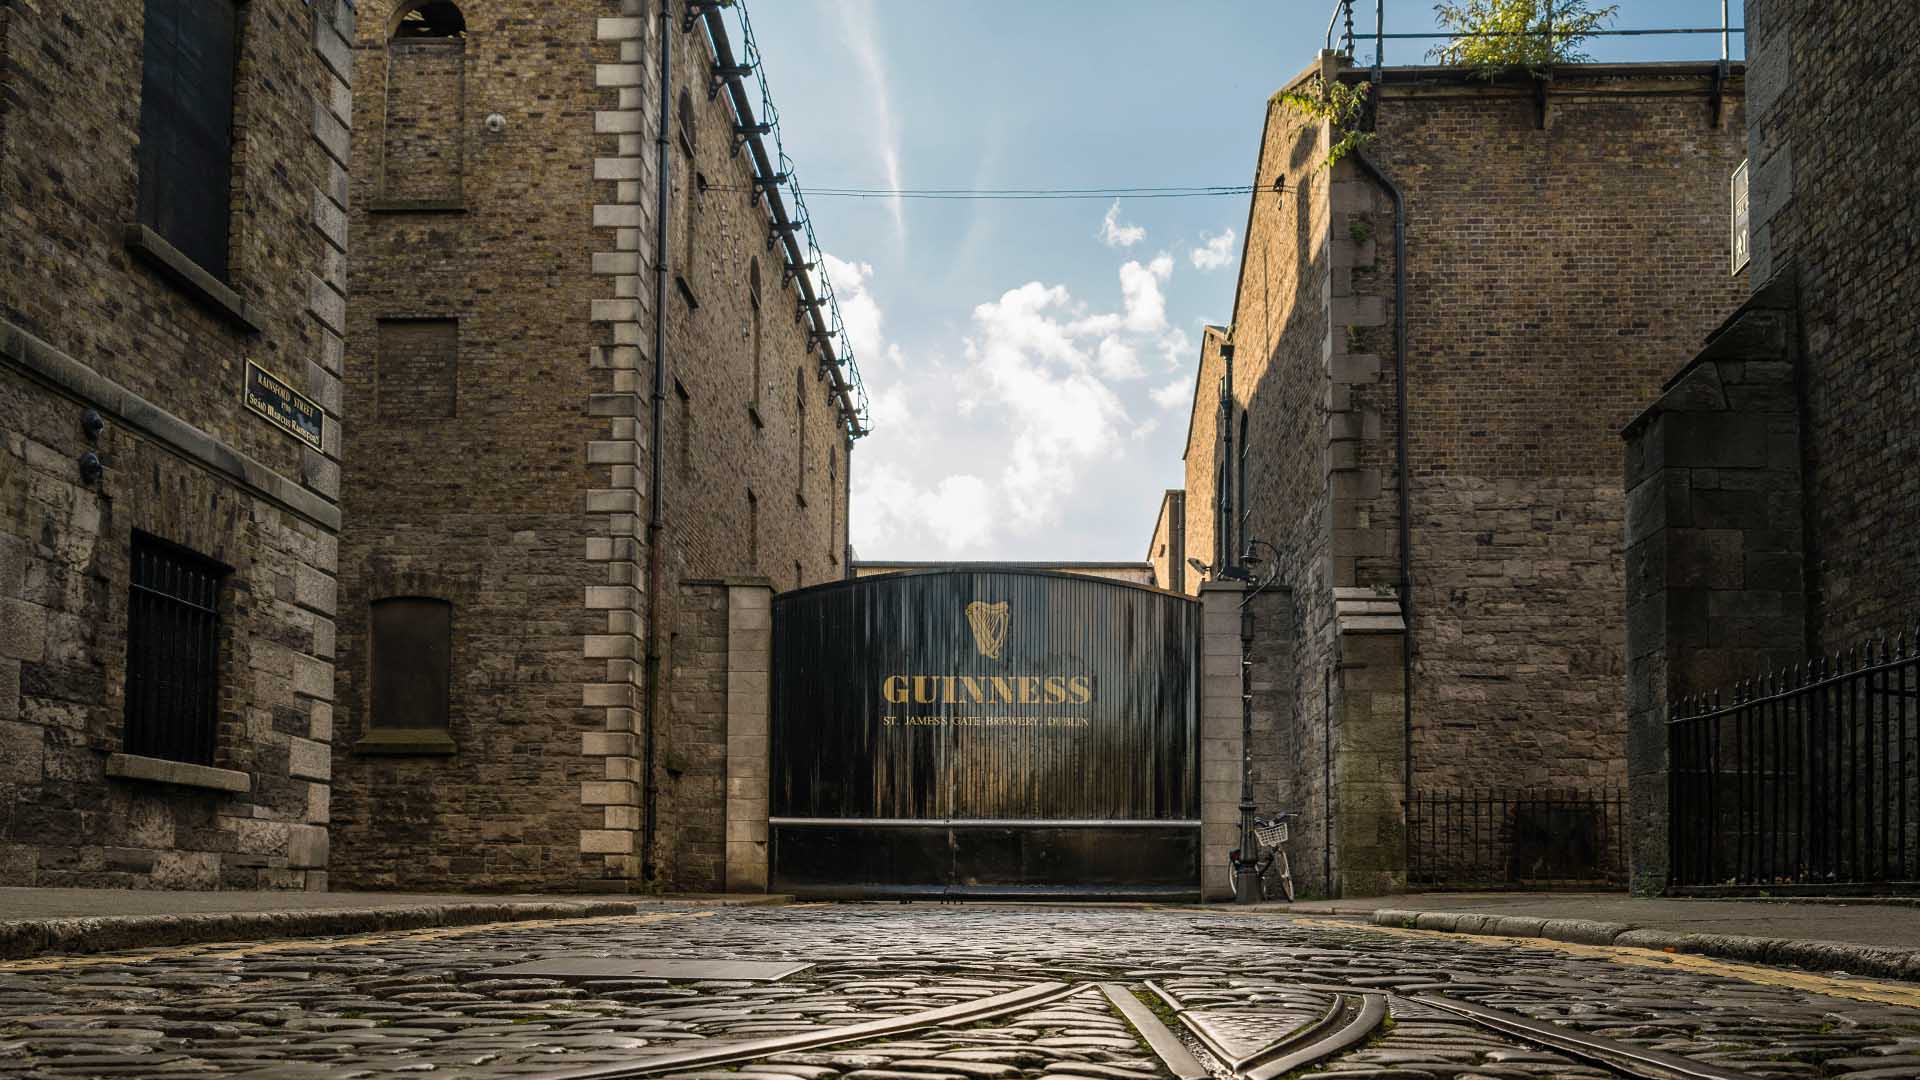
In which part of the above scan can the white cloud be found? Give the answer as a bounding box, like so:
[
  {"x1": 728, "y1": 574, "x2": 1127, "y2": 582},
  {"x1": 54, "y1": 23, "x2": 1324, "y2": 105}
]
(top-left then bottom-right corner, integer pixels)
[
  {"x1": 847, "y1": 240, "x2": 1197, "y2": 556},
  {"x1": 1151, "y1": 376, "x2": 1192, "y2": 411},
  {"x1": 854, "y1": 464, "x2": 995, "y2": 555},
  {"x1": 1094, "y1": 337, "x2": 1144, "y2": 380},
  {"x1": 822, "y1": 254, "x2": 883, "y2": 359},
  {"x1": 1117, "y1": 253, "x2": 1174, "y2": 333},
  {"x1": 1158, "y1": 327, "x2": 1194, "y2": 369},
  {"x1": 1190, "y1": 228, "x2": 1236, "y2": 271},
  {"x1": 1098, "y1": 199, "x2": 1146, "y2": 248}
]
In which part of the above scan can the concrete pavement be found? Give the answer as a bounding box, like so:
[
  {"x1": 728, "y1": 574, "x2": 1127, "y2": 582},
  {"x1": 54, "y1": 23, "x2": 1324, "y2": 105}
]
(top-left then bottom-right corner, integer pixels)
[
  {"x1": 1267, "y1": 891, "x2": 1920, "y2": 980},
  {"x1": 0, "y1": 888, "x2": 786, "y2": 960}
]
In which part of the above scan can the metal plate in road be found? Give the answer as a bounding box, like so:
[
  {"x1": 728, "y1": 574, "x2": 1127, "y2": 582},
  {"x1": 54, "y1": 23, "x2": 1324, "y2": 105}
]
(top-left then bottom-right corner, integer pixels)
[{"x1": 486, "y1": 957, "x2": 813, "y2": 981}]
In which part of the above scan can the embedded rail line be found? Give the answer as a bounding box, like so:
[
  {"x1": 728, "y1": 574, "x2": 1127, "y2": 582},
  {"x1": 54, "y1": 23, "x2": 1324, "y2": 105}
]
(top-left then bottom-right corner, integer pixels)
[{"x1": 536, "y1": 973, "x2": 1752, "y2": 1080}]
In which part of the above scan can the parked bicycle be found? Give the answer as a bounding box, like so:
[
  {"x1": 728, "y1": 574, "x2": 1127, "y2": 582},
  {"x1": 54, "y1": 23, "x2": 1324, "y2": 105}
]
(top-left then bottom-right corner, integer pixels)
[{"x1": 1229, "y1": 812, "x2": 1297, "y2": 902}]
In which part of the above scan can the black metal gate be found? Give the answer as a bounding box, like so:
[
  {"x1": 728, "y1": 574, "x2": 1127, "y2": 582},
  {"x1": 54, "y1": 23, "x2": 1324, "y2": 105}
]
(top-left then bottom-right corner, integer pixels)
[{"x1": 770, "y1": 568, "x2": 1200, "y2": 898}]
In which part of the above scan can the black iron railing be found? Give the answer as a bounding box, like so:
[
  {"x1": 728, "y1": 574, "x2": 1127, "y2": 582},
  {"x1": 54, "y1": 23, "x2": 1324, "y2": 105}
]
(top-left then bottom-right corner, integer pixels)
[
  {"x1": 1669, "y1": 640, "x2": 1920, "y2": 892},
  {"x1": 1324, "y1": 0, "x2": 1742, "y2": 71},
  {"x1": 1407, "y1": 789, "x2": 1627, "y2": 889}
]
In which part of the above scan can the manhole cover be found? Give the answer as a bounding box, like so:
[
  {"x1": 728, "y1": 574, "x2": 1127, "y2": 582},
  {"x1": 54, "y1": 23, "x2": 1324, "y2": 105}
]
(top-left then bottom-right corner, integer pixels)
[{"x1": 485, "y1": 957, "x2": 813, "y2": 981}]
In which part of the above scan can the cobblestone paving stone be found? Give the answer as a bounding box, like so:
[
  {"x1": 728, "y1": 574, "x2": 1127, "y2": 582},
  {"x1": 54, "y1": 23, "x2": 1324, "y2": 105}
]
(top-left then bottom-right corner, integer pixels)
[{"x1": 0, "y1": 905, "x2": 1917, "y2": 1078}]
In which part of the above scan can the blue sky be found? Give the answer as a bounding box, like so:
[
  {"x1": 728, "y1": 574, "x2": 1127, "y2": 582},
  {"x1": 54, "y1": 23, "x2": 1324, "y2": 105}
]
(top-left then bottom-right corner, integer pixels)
[{"x1": 736, "y1": 1, "x2": 1745, "y2": 563}]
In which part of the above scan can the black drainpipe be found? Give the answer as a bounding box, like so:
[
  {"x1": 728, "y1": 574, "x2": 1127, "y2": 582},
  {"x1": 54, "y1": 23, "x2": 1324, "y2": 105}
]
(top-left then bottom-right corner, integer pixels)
[
  {"x1": 1351, "y1": 150, "x2": 1413, "y2": 855},
  {"x1": 640, "y1": 4, "x2": 672, "y2": 883}
]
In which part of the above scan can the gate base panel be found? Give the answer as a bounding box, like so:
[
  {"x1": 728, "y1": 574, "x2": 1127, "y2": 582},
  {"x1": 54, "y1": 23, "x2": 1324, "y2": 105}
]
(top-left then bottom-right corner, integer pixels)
[{"x1": 771, "y1": 823, "x2": 1201, "y2": 899}]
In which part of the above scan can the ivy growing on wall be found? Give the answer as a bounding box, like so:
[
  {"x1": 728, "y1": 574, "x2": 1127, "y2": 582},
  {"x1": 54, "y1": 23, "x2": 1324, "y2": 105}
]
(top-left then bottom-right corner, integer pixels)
[{"x1": 1273, "y1": 76, "x2": 1375, "y2": 171}]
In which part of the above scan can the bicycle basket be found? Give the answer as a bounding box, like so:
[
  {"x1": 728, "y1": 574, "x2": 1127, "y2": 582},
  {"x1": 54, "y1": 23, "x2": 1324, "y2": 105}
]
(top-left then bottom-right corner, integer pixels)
[{"x1": 1254, "y1": 821, "x2": 1288, "y2": 848}]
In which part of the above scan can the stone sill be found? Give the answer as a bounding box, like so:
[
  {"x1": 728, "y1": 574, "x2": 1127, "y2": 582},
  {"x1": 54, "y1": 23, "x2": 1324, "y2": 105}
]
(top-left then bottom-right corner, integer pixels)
[
  {"x1": 366, "y1": 198, "x2": 467, "y2": 215},
  {"x1": 354, "y1": 727, "x2": 458, "y2": 756},
  {"x1": 105, "y1": 752, "x2": 252, "y2": 794},
  {"x1": 123, "y1": 225, "x2": 260, "y2": 334}
]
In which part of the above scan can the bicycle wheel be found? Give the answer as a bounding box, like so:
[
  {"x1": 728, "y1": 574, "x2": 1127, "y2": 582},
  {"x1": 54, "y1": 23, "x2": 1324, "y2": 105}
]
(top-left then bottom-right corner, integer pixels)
[{"x1": 1275, "y1": 849, "x2": 1295, "y2": 903}]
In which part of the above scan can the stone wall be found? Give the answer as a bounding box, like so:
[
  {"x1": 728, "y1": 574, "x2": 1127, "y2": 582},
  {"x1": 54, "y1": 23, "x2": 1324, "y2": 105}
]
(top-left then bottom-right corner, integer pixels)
[
  {"x1": 332, "y1": 2, "x2": 855, "y2": 892},
  {"x1": 0, "y1": 0, "x2": 355, "y2": 888},
  {"x1": 1362, "y1": 64, "x2": 1750, "y2": 797},
  {"x1": 1179, "y1": 56, "x2": 1749, "y2": 892},
  {"x1": 1183, "y1": 63, "x2": 1354, "y2": 892},
  {"x1": 1745, "y1": 0, "x2": 1920, "y2": 651},
  {"x1": 333, "y1": 0, "x2": 618, "y2": 892}
]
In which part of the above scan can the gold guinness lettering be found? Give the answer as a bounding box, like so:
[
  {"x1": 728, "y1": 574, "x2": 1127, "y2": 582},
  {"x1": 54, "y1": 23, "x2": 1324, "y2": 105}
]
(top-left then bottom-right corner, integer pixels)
[{"x1": 882, "y1": 673, "x2": 1095, "y2": 706}]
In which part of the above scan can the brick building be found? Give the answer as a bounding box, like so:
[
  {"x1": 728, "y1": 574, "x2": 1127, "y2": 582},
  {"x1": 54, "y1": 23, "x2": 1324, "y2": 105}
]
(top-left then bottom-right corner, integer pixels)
[
  {"x1": 1624, "y1": 0, "x2": 1920, "y2": 892},
  {"x1": 0, "y1": 0, "x2": 356, "y2": 887},
  {"x1": 1172, "y1": 53, "x2": 1747, "y2": 895},
  {"x1": 331, "y1": 1, "x2": 866, "y2": 893}
]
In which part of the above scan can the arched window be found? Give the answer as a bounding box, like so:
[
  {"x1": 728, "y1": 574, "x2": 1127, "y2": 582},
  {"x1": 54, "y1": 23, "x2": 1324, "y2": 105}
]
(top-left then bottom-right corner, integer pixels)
[
  {"x1": 382, "y1": 1, "x2": 466, "y2": 203},
  {"x1": 827, "y1": 446, "x2": 838, "y2": 564},
  {"x1": 675, "y1": 89, "x2": 699, "y2": 290},
  {"x1": 749, "y1": 257, "x2": 764, "y2": 408},
  {"x1": 392, "y1": 1, "x2": 465, "y2": 36},
  {"x1": 747, "y1": 489, "x2": 760, "y2": 571},
  {"x1": 795, "y1": 368, "x2": 808, "y2": 505},
  {"x1": 370, "y1": 597, "x2": 453, "y2": 731},
  {"x1": 1237, "y1": 411, "x2": 1250, "y2": 560}
]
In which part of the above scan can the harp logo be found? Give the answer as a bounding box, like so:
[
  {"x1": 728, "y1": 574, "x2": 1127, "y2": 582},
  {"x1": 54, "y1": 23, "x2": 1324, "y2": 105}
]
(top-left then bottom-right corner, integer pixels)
[{"x1": 965, "y1": 601, "x2": 1010, "y2": 660}]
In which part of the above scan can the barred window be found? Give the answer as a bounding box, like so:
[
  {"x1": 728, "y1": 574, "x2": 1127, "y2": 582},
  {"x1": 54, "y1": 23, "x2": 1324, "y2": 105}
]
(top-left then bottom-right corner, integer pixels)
[
  {"x1": 124, "y1": 534, "x2": 227, "y2": 765},
  {"x1": 370, "y1": 598, "x2": 452, "y2": 730},
  {"x1": 137, "y1": 0, "x2": 239, "y2": 279}
]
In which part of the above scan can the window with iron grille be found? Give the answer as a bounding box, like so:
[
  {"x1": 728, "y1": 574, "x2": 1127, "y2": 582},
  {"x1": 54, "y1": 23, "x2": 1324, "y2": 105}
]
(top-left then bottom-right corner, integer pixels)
[
  {"x1": 137, "y1": 0, "x2": 240, "y2": 280},
  {"x1": 124, "y1": 534, "x2": 227, "y2": 765}
]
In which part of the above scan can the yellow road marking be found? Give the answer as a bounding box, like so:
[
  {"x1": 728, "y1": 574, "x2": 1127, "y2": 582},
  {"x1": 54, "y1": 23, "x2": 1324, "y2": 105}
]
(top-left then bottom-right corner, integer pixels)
[
  {"x1": 0, "y1": 910, "x2": 711, "y2": 974},
  {"x1": 1288, "y1": 916, "x2": 1920, "y2": 1009}
]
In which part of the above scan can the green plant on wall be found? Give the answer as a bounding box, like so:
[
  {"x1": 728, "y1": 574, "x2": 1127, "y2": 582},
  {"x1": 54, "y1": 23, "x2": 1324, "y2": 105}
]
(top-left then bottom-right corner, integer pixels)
[
  {"x1": 1429, "y1": 0, "x2": 1620, "y2": 76},
  {"x1": 1273, "y1": 76, "x2": 1375, "y2": 171}
]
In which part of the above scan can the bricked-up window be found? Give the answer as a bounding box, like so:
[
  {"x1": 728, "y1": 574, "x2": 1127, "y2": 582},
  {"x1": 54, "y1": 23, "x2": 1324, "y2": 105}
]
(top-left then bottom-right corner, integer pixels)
[
  {"x1": 749, "y1": 258, "x2": 764, "y2": 408},
  {"x1": 748, "y1": 489, "x2": 760, "y2": 571},
  {"x1": 1215, "y1": 463, "x2": 1228, "y2": 569},
  {"x1": 370, "y1": 598, "x2": 452, "y2": 730},
  {"x1": 675, "y1": 90, "x2": 697, "y2": 290},
  {"x1": 124, "y1": 533, "x2": 227, "y2": 766},
  {"x1": 795, "y1": 368, "x2": 808, "y2": 506},
  {"x1": 1237, "y1": 412, "x2": 1250, "y2": 556},
  {"x1": 382, "y1": 2, "x2": 467, "y2": 203},
  {"x1": 136, "y1": 0, "x2": 239, "y2": 279},
  {"x1": 675, "y1": 378, "x2": 692, "y2": 478},
  {"x1": 377, "y1": 318, "x2": 458, "y2": 418}
]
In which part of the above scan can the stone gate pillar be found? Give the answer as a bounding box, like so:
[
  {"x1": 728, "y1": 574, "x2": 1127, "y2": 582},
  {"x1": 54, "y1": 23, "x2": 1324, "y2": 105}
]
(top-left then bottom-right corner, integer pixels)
[
  {"x1": 724, "y1": 582, "x2": 772, "y2": 892},
  {"x1": 1199, "y1": 581, "x2": 1246, "y2": 900}
]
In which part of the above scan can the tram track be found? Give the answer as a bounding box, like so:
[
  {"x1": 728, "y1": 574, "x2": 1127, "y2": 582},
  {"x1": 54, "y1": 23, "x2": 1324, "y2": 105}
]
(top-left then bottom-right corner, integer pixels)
[{"x1": 532, "y1": 973, "x2": 1754, "y2": 1080}]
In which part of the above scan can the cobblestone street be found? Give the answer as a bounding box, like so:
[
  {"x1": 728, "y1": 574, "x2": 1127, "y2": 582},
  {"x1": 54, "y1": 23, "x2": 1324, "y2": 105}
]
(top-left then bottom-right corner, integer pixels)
[{"x1": 3, "y1": 904, "x2": 1920, "y2": 1079}]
